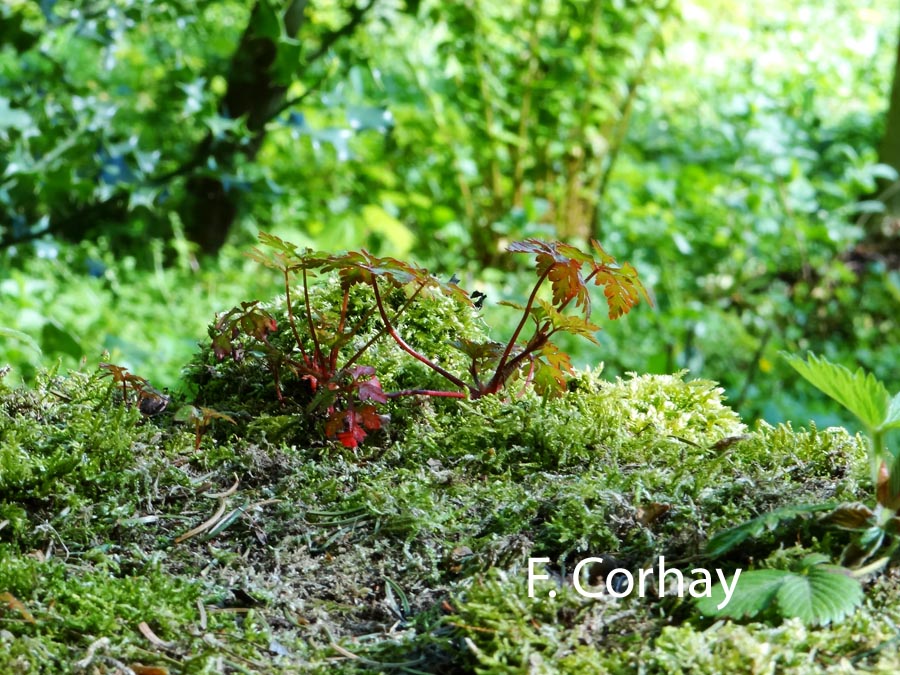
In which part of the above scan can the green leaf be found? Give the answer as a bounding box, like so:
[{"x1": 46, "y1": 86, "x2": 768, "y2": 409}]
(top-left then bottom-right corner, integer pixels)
[
  {"x1": 775, "y1": 562, "x2": 863, "y2": 626},
  {"x1": 705, "y1": 503, "x2": 835, "y2": 558},
  {"x1": 0, "y1": 327, "x2": 41, "y2": 356},
  {"x1": 0, "y1": 97, "x2": 32, "y2": 132},
  {"x1": 782, "y1": 352, "x2": 890, "y2": 431},
  {"x1": 882, "y1": 392, "x2": 900, "y2": 431},
  {"x1": 696, "y1": 569, "x2": 787, "y2": 619},
  {"x1": 696, "y1": 559, "x2": 863, "y2": 626}
]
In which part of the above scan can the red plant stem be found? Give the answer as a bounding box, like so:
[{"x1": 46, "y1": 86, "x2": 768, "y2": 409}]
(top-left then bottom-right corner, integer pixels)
[
  {"x1": 337, "y1": 305, "x2": 380, "y2": 370},
  {"x1": 343, "y1": 280, "x2": 428, "y2": 371},
  {"x1": 371, "y1": 281, "x2": 472, "y2": 395},
  {"x1": 283, "y1": 271, "x2": 309, "y2": 364},
  {"x1": 487, "y1": 266, "x2": 552, "y2": 393},
  {"x1": 520, "y1": 355, "x2": 536, "y2": 394},
  {"x1": 302, "y1": 267, "x2": 323, "y2": 364},
  {"x1": 496, "y1": 266, "x2": 602, "y2": 387},
  {"x1": 495, "y1": 332, "x2": 549, "y2": 387},
  {"x1": 330, "y1": 287, "x2": 351, "y2": 371},
  {"x1": 386, "y1": 389, "x2": 468, "y2": 399}
]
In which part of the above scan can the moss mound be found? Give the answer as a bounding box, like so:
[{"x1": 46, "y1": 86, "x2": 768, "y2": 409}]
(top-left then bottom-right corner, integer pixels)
[{"x1": 0, "y1": 298, "x2": 894, "y2": 672}]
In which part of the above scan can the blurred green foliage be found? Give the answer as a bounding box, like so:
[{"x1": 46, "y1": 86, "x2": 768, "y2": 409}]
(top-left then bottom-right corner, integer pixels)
[{"x1": 1, "y1": 0, "x2": 899, "y2": 429}]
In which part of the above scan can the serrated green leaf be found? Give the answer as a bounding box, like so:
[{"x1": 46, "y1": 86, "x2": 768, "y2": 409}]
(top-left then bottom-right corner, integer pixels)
[
  {"x1": 696, "y1": 569, "x2": 787, "y2": 619},
  {"x1": 783, "y1": 352, "x2": 890, "y2": 431},
  {"x1": 697, "y1": 560, "x2": 863, "y2": 626},
  {"x1": 536, "y1": 299, "x2": 601, "y2": 344},
  {"x1": 883, "y1": 392, "x2": 900, "y2": 431},
  {"x1": 775, "y1": 564, "x2": 862, "y2": 626},
  {"x1": 705, "y1": 503, "x2": 835, "y2": 558}
]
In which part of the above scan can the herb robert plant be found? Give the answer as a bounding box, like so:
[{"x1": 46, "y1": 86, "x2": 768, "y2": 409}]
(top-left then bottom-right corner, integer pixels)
[{"x1": 209, "y1": 233, "x2": 650, "y2": 448}]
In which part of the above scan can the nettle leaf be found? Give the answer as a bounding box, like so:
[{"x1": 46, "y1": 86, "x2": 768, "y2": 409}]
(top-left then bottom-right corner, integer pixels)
[
  {"x1": 883, "y1": 392, "x2": 900, "y2": 431},
  {"x1": 783, "y1": 352, "x2": 890, "y2": 431},
  {"x1": 697, "y1": 558, "x2": 863, "y2": 626},
  {"x1": 706, "y1": 503, "x2": 836, "y2": 558}
]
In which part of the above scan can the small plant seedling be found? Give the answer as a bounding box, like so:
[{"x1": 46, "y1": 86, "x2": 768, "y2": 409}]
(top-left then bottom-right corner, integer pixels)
[
  {"x1": 99, "y1": 362, "x2": 170, "y2": 415},
  {"x1": 699, "y1": 352, "x2": 900, "y2": 626},
  {"x1": 210, "y1": 233, "x2": 649, "y2": 447},
  {"x1": 175, "y1": 405, "x2": 237, "y2": 451},
  {"x1": 783, "y1": 352, "x2": 900, "y2": 567}
]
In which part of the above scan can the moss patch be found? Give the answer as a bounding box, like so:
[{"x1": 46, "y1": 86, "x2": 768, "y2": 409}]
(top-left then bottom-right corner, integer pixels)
[{"x1": 0, "y1": 344, "x2": 894, "y2": 673}]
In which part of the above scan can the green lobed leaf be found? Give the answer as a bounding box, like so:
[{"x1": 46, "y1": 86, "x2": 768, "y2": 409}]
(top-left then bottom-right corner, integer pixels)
[
  {"x1": 883, "y1": 392, "x2": 900, "y2": 431},
  {"x1": 782, "y1": 352, "x2": 890, "y2": 431},
  {"x1": 775, "y1": 562, "x2": 863, "y2": 626},
  {"x1": 696, "y1": 559, "x2": 863, "y2": 626}
]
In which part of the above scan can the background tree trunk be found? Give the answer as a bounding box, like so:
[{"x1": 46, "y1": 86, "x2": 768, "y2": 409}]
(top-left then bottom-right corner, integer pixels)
[{"x1": 181, "y1": 0, "x2": 309, "y2": 255}]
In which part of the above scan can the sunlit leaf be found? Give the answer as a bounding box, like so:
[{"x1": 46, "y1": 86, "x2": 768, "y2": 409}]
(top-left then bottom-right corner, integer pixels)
[
  {"x1": 783, "y1": 352, "x2": 890, "y2": 431},
  {"x1": 696, "y1": 557, "x2": 863, "y2": 626}
]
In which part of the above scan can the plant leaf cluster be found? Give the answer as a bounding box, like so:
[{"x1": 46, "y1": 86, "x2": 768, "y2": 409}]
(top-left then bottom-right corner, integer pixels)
[{"x1": 208, "y1": 232, "x2": 648, "y2": 447}]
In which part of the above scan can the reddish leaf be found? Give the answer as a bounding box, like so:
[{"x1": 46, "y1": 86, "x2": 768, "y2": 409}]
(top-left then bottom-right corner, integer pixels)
[
  {"x1": 825, "y1": 503, "x2": 875, "y2": 530},
  {"x1": 211, "y1": 333, "x2": 233, "y2": 361},
  {"x1": 358, "y1": 405, "x2": 382, "y2": 430},
  {"x1": 509, "y1": 239, "x2": 591, "y2": 314},
  {"x1": 593, "y1": 263, "x2": 646, "y2": 319},
  {"x1": 357, "y1": 375, "x2": 388, "y2": 404}
]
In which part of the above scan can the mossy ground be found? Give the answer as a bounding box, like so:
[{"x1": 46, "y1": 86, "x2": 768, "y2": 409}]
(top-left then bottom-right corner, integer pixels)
[{"x1": 1, "y1": 289, "x2": 899, "y2": 673}]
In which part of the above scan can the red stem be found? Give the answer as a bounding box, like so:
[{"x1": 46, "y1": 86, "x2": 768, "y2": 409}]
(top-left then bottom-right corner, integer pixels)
[
  {"x1": 303, "y1": 267, "x2": 323, "y2": 364},
  {"x1": 283, "y1": 271, "x2": 310, "y2": 364},
  {"x1": 371, "y1": 281, "x2": 473, "y2": 395},
  {"x1": 386, "y1": 389, "x2": 468, "y2": 399},
  {"x1": 487, "y1": 266, "x2": 552, "y2": 392},
  {"x1": 343, "y1": 280, "x2": 428, "y2": 371},
  {"x1": 330, "y1": 287, "x2": 351, "y2": 371}
]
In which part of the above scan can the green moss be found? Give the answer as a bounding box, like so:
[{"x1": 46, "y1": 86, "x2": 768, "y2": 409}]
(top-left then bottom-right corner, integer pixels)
[{"x1": 0, "y1": 309, "x2": 889, "y2": 673}]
